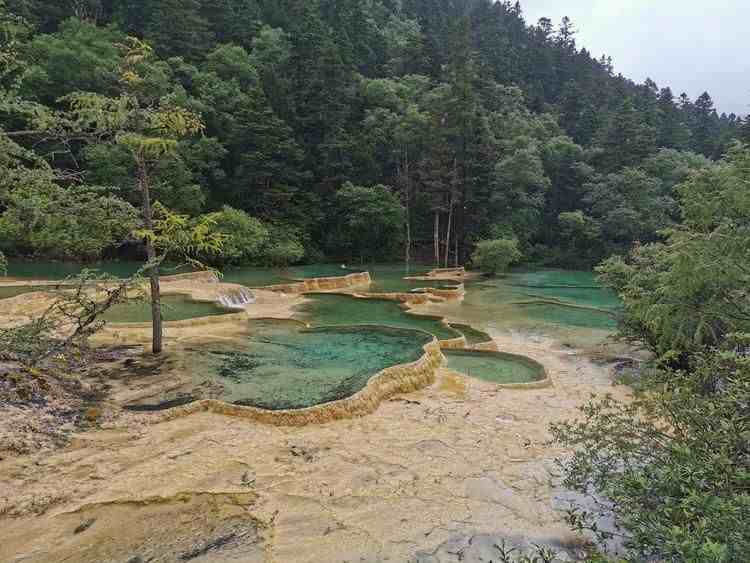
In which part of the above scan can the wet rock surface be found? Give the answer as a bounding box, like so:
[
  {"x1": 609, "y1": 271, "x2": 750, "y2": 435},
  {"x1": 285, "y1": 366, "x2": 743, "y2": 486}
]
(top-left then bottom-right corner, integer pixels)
[{"x1": 0, "y1": 332, "x2": 627, "y2": 562}]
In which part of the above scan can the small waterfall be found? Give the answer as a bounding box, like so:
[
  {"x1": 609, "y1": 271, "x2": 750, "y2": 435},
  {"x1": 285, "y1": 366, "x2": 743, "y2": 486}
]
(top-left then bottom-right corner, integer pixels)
[{"x1": 219, "y1": 288, "x2": 256, "y2": 310}]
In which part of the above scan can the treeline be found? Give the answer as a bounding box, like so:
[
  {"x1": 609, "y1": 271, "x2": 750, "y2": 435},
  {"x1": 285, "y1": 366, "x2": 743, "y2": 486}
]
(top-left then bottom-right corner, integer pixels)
[{"x1": 1, "y1": 0, "x2": 747, "y2": 266}]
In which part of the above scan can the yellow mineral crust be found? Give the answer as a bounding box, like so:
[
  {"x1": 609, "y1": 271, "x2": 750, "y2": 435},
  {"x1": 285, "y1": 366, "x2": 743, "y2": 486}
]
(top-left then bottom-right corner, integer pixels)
[{"x1": 155, "y1": 337, "x2": 444, "y2": 427}]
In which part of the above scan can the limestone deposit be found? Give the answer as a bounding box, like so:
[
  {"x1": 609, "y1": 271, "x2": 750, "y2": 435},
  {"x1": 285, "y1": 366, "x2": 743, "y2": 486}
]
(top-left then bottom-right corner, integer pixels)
[{"x1": 0, "y1": 268, "x2": 631, "y2": 562}]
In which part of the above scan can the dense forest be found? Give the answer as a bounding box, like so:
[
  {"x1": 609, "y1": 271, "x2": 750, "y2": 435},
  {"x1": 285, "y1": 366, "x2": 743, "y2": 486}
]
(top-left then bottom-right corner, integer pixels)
[{"x1": 1, "y1": 0, "x2": 747, "y2": 268}]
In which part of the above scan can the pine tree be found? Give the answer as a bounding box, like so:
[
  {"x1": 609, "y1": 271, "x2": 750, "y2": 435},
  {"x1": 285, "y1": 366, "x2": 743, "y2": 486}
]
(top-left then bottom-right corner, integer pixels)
[
  {"x1": 692, "y1": 91, "x2": 720, "y2": 157},
  {"x1": 143, "y1": 0, "x2": 215, "y2": 60}
]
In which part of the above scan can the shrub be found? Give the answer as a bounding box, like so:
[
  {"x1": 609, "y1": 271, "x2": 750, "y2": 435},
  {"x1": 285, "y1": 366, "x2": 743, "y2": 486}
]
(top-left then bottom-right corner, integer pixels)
[
  {"x1": 471, "y1": 238, "x2": 522, "y2": 274},
  {"x1": 551, "y1": 336, "x2": 750, "y2": 562},
  {"x1": 207, "y1": 206, "x2": 269, "y2": 265}
]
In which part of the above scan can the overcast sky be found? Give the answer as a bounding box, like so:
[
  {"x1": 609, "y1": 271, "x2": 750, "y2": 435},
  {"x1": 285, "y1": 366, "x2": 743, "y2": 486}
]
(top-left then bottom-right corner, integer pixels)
[{"x1": 518, "y1": 0, "x2": 750, "y2": 117}]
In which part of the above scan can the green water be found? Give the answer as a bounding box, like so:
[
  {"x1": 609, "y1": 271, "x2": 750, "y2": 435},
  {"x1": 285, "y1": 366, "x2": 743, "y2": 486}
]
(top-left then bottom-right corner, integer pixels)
[
  {"x1": 416, "y1": 270, "x2": 621, "y2": 349},
  {"x1": 220, "y1": 267, "x2": 289, "y2": 287},
  {"x1": 295, "y1": 293, "x2": 461, "y2": 340},
  {"x1": 210, "y1": 264, "x2": 363, "y2": 288},
  {"x1": 5, "y1": 260, "x2": 358, "y2": 287},
  {"x1": 445, "y1": 350, "x2": 545, "y2": 384},
  {"x1": 101, "y1": 295, "x2": 231, "y2": 323},
  {"x1": 365, "y1": 264, "x2": 452, "y2": 293},
  {"x1": 4, "y1": 260, "x2": 192, "y2": 280},
  {"x1": 517, "y1": 302, "x2": 617, "y2": 329},
  {"x1": 450, "y1": 323, "x2": 493, "y2": 345},
  {"x1": 509, "y1": 270, "x2": 620, "y2": 311},
  {"x1": 512, "y1": 270, "x2": 602, "y2": 289},
  {"x1": 188, "y1": 322, "x2": 432, "y2": 410}
]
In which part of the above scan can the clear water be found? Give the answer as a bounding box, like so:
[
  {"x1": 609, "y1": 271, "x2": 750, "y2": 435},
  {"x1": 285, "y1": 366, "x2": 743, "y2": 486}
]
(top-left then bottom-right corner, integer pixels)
[
  {"x1": 219, "y1": 267, "x2": 290, "y2": 287},
  {"x1": 101, "y1": 295, "x2": 231, "y2": 323},
  {"x1": 295, "y1": 293, "x2": 462, "y2": 340},
  {"x1": 209, "y1": 264, "x2": 364, "y2": 287},
  {"x1": 5, "y1": 261, "x2": 358, "y2": 287},
  {"x1": 509, "y1": 270, "x2": 620, "y2": 311},
  {"x1": 512, "y1": 270, "x2": 603, "y2": 289},
  {"x1": 517, "y1": 302, "x2": 617, "y2": 329},
  {"x1": 187, "y1": 322, "x2": 432, "y2": 410},
  {"x1": 4, "y1": 261, "x2": 621, "y2": 347},
  {"x1": 445, "y1": 350, "x2": 545, "y2": 384},
  {"x1": 418, "y1": 270, "x2": 620, "y2": 348},
  {"x1": 364, "y1": 263, "x2": 454, "y2": 293},
  {"x1": 5, "y1": 260, "x2": 147, "y2": 280},
  {"x1": 4, "y1": 260, "x2": 193, "y2": 280},
  {"x1": 450, "y1": 323, "x2": 493, "y2": 345}
]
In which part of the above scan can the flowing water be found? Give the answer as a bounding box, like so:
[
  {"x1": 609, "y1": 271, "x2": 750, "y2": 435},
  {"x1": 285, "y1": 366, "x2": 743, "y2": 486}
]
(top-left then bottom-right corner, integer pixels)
[{"x1": 444, "y1": 349, "x2": 545, "y2": 384}]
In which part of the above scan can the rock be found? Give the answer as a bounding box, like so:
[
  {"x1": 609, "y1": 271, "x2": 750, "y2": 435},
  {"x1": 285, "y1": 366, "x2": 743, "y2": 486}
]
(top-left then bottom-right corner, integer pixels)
[
  {"x1": 73, "y1": 518, "x2": 96, "y2": 535},
  {"x1": 463, "y1": 476, "x2": 534, "y2": 520}
]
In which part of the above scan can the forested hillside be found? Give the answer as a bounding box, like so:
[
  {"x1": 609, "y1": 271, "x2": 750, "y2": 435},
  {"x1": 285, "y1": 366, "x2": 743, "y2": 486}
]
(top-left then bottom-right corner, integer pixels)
[{"x1": 1, "y1": 0, "x2": 746, "y2": 266}]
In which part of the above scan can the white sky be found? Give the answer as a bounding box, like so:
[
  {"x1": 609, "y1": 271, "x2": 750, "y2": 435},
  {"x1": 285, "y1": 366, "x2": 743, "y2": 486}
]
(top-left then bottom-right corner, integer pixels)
[{"x1": 518, "y1": 0, "x2": 750, "y2": 116}]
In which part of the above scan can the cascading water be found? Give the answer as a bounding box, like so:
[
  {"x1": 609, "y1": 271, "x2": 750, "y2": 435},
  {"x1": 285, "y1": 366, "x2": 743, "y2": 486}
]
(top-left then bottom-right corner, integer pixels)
[{"x1": 218, "y1": 288, "x2": 256, "y2": 310}]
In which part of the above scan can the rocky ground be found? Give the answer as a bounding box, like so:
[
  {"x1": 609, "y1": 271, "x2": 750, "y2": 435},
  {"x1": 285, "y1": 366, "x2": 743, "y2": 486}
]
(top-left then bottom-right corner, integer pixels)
[{"x1": 0, "y1": 330, "x2": 629, "y2": 562}]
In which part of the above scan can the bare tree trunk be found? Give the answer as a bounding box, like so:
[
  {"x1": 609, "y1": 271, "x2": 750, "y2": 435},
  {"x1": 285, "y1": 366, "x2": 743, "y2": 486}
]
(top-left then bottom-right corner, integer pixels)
[
  {"x1": 433, "y1": 211, "x2": 440, "y2": 267},
  {"x1": 403, "y1": 147, "x2": 412, "y2": 273},
  {"x1": 455, "y1": 232, "x2": 459, "y2": 268},
  {"x1": 444, "y1": 193, "x2": 454, "y2": 268},
  {"x1": 136, "y1": 154, "x2": 162, "y2": 355}
]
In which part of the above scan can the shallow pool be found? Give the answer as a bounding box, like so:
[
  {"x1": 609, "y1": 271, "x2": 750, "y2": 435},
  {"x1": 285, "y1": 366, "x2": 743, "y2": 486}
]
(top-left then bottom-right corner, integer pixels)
[
  {"x1": 450, "y1": 323, "x2": 493, "y2": 345},
  {"x1": 295, "y1": 293, "x2": 462, "y2": 340},
  {"x1": 445, "y1": 349, "x2": 545, "y2": 384},
  {"x1": 101, "y1": 295, "x2": 231, "y2": 323},
  {"x1": 219, "y1": 264, "x2": 360, "y2": 287},
  {"x1": 517, "y1": 302, "x2": 617, "y2": 330},
  {"x1": 186, "y1": 322, "x2": 433, "y2": 410},
  {"x1": 364, "y1": 264, "x2": 457, "y2": 293},
  {"x1": 5, "y1": 260, "x2": 157, "y2": 280}
]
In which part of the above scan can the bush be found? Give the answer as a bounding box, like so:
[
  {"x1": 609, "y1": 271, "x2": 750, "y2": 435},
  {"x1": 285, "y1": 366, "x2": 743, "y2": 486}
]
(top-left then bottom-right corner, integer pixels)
[
  {"x1": 254, "y1": 222, "x2": 306, "y2": 267},
  {"x1": 207, "y1": 206, "x2": 269, "y2": 265},
  {"x1": 265, "y1": 239, "x2": 304, "y2": 267},
  {"x1": 471, "y1": 238, "x2": 522, "y2": 274},
  {"x1": 327, "y1": 182, "x2": 405, "y2": 261},
  {"x1": 551, "y1": 336, "x2": 750, "y2": 562},
  {"x1": 0, "y1": 184, "x2": 138, "y2": 260}
]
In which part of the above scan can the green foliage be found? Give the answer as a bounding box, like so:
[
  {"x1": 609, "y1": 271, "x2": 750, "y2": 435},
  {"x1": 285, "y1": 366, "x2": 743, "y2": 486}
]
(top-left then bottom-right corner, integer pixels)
[
  {"x1": 0, "y1": 0, "x2": 743, "y2": 268},
  {"x1": 0, "y1": 250, "x2": 6, "y2": 275},
  {"x1": 0, "y1": 183, "x2": 137, "y2": 259},
  {"x1": 264, "y1": 237, "x2": 305, "y2": 268},
  {"x1": 205, "y1": 205, "x2": 269, "y2": 265},
  {"x1": 135, "y1": 202, "x2": 225, "y2": 264},
  {"x1": 471, "y1": 238, "x2": 522, "y2": 275},
  {"x1": 597, "y1": 145, "x2": 750, "y2": 361},
  {"x1": 19, "y1": 18, "x2": 123, "y2": 104},
  {"x1": 551, "y1": 337, "x2": 750, "y2": 562},
  {"x1": 327, "y1": 182, "x2": 405, "y2": 262}
]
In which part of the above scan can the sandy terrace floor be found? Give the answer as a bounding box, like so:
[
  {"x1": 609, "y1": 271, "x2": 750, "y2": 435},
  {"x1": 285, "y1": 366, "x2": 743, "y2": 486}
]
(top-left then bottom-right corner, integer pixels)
[{"x1": 0, "y1": 330, "x2": 628, "y2": 563}]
